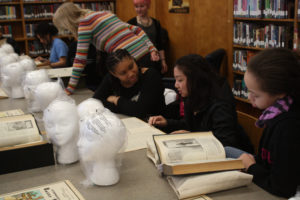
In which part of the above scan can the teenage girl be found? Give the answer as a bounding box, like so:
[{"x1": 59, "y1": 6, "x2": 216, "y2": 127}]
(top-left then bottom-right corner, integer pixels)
[{"x1": 227, "y1": 48, "x2": 300, "y2": 198}]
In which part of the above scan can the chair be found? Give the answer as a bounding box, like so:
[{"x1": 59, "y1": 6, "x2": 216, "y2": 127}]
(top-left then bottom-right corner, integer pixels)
[
  {"x1": 237, "y1": 111, "x2": 263, "y2": 154},
  {"x1": 205, "y1": 48, "x2": 226, "y2": 74}
]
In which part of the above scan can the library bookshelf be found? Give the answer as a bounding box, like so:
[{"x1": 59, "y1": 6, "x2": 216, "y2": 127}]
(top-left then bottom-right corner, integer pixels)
[
  {"x1": 0, "y1": 0, "x2": 115, "y2": 56},
  {"x1": 228, "y1": 0, "x2": 299, "y2": 118}
]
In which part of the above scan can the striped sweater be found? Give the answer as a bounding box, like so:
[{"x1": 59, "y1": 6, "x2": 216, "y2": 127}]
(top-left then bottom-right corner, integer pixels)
[{"x1": 67, "y1": 11, "x2": 157, "y2": 94}]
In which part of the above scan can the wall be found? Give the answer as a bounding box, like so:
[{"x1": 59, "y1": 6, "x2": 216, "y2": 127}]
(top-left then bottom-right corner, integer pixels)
[{"x1": 116, "y1": 0, "x2": 231, "y2": 77}]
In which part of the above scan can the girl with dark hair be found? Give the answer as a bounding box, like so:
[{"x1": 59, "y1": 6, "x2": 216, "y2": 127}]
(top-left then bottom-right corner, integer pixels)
[
  {"x1": 226, "y1": 48, "x2": 300, "y2": 198},
  {"x1": 149, "y1": 54, "x2": 253, "y2": 152},
  {"x1": 93, "y1": 49, "x2": 165, "y2": 119},
  {"x1": 35, "y1": 22, "x2": 68, "y2": 68}
]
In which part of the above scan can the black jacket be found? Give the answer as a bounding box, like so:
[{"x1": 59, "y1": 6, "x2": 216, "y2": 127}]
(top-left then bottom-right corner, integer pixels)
[
  {"x1": 247, "y1": 103, "x2": 300, "y2": 198},
  {"x1": 93, "y1": 68, "x2": 166, "y2": 119},
  {"x1": 167, "y1": 98, "x2": 253, "y2": 152},
  {"x1": 127, "y1": 17, "x2": 168, "y2": 51}
]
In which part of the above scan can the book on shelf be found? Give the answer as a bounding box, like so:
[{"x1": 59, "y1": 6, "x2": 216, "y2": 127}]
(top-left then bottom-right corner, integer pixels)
[
  {"x1": 0, "y1": 113, "x2": 42, "y2": 148},
  {"x1": 150, "y1": 131, "x2": 244, "y2": 175},
  {"x1": 233, "y1": 22, "x2": 288, "y2": 48},
  {"x1": 0, "y1": 180, "x2": 85, "y2": 200}
]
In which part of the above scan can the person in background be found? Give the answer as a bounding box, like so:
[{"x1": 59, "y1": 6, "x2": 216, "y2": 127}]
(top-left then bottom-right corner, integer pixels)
[
  {"x1": 53, "y1": 2, "x2": 160, "y2": 95},
  {"x1": 34, "y1": 22, "x2": 68, "y2": 68},
  {"x1": 93, "y1": 49, "x2": 165, "y2": 119},
  {"x1": 0, "y1": 30, "x2": 20, "y2": 54},
  {"x1": 128, "y1": 0, "x2": 168, "y2": 74},
  {"x1": 225, "y1": 48, "x2": 300, "y2": 198},
  {"x1": 148, "y1": 54, "x2": 253, "y2": 152}
]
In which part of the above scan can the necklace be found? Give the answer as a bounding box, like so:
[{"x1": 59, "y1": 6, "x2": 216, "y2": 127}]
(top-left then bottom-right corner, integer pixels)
[{"x1": 137, "y1": 16, "x2": 152, "y2": 27}]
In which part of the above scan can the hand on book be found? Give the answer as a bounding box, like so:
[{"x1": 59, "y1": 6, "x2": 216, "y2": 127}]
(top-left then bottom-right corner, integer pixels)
[
  {"x1": 148, "y1": 115, "x2": 167, "y2": 127},
  {"x1": 238, "y1": 153, "x2": 256, "y2": 171}
]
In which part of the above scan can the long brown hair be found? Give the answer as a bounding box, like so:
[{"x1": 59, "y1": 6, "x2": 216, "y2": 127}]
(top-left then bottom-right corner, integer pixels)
[{"x1": 53, "y1": 2, "x2": 89, "y2": 37}]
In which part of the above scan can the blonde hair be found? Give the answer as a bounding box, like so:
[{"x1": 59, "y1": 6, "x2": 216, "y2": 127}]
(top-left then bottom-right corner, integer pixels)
[{"x1": 53, "y1": 2, "x2": 89, "y2": 37}]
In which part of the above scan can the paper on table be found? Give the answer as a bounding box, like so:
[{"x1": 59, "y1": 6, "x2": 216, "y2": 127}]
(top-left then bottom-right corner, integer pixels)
[
  {"x1": 121, "y1": 117, "x2": 165, "y2": 152},
  {"x1": 46, "y1": 67, "x2": 72, "y2": 78},
  {"x1": 0, "y1": 180, "x2": 85, "y2": 200},
  {"x1": 0, "y1": 109, "x2": 24, "y2": 118}
]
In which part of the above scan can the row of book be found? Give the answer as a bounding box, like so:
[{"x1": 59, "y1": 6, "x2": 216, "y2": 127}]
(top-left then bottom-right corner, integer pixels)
[
  {"x1": 0, "y1": 25, "x2": 12, "y2": 37},
  {"x1": 75, "y1": 2, "x2": 115, "y2": 12},
  {"x1": 23, "y1": 0, "x2": 66, "y2": 2},
  {"x1": 234, "y1": 0, "x2": 290, "y2": 19},
  {"x1": 28, "y1": 40, "x2": 50, "y2": 56},
  {"x1": 233, "y1": 50, "x2": 256, "y2": 72},
  {"x1": 26, "y1": 23, "x2": 72, "y2": 37},
  {"x1": 23, "y1": 4, "x2": 60, "y2": 19},
  {"x1": 233, "y1": 22, "x2": 288, "y2": 48},
  {"x1": 232, "y1": 77, "x2": 248, "y2": 99},
  {"x1": 0, "y1": 6, "x2": 16, "y2": 20}
]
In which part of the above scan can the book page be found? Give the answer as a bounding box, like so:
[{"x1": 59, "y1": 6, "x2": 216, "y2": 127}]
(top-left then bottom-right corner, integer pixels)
[
  {"x1": 121, "y1": 117, "x2": 165, "y2": 152},
  {"x1": 167, "y1": 171, "x2": 252, "y2": 199},
  {"x1": 0, "y1": 86, "x2": 8, "y2": 98},
  {"x1": 46, "y1": 67, "x2": 72, "y2": 78},
  {"x1": 0, "y1": 114, "x2": 41, "y2": 148},
  {"x1": 0, "y1": 109, "x2": 24, "y2": 118},
  {"x1": 154, "y1": 132, "x2": 225, "y2": 164},
  {"x1": 0, "y1": 180, "x2": 85, "y2": 200}
]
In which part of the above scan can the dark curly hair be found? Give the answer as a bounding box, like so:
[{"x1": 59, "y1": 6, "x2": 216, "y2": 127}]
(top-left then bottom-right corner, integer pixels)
[{"x1": 35, "y1": 22, "x2": 58, "y2": 39}]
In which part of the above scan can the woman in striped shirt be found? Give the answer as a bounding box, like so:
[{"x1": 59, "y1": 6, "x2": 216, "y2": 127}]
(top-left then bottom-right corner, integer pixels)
[{"x1": 53, "y1": 2, "x2": 159, "y2": 95}]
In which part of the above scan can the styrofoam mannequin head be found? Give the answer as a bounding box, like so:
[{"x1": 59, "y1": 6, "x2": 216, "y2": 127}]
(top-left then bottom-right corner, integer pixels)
[
  {"x1": 23, "y1": 70, "x2": 50, "y2": 112},
  {"x1": 19, "y1": 58, "x2": 36, "y2": 72},
  {"x1": 0, "y1": 54, "x2": 18, "y2": 69},
  {"x1": 9, "y1": 53, "x2": 19, "y2": 62},
  {"x1": 77, "y1": 108, "x2": 127, "y2": 186},
  {"x1": 77, "y1": 98, "x2": 105, "y2": 120},
  {"x1": 1, "y1": 62, "x2": 25, "y2": 98},
  {"x1": 19, "y1": 55, "x2": 31, "y2": 60},
  {"x1": 0, "y1": 43, "x2": 15, "y2": 54},
  {"x1": 34, "y1": 81, "x2": 65, "y2": 111},
  {"x1": 43, "y1": 99, "x2": 79, "y2": 164}
]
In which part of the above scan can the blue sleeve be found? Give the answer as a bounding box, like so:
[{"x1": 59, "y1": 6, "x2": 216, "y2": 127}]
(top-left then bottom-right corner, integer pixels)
[{"x1": 50, "y1": 39, "x2": 69, "y2": 63}]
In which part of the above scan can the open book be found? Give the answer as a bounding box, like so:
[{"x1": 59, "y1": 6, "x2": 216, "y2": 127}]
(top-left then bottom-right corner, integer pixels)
[
  {"x1": 121, "y1": 117, "x2": 165, "y2": 152},
  {"x1": 0, "y1": 86, "x2": 8, "y2": 99},
  {"x1": 0, "y1": 114, "x2": 42, "y2": 148},
  {"x1": 0, "y1": 180, "x2": 85, "y2": 200},
  {"x1": 152, "y1": 131, "x2": 244, "y2": 175}
]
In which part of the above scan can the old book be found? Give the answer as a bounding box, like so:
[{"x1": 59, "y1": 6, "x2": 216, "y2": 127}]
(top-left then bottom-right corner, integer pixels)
[
  {"x1": 0, "y1": 109, "x2": 24, "y2": 118},
  {"x1": 0, "y1": 86, "x2": 8, "y2": 99},
  {"x1": 121, "y1": 117, "x2": 165, "y2": 152},
  {"x1": 0, "y1": 180, "x2": 85, "y2": 200},
  {"x1": 0, "y1": 114, "x2": 42, "y2": 148},
  {"x1": 153, "y1": 131, "x2": 244, "y2": 175}
]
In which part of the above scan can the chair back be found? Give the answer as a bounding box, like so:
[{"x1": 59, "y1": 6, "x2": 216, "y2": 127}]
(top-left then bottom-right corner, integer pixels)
[{"x1": 237, "y1": 111, "x2": 263, "y2": 153}]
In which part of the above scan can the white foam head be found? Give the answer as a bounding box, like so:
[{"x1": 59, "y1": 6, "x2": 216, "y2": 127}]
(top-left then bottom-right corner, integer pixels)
[
  {"x1": 78, "y1": 109, "x2": 127, "y2": 186},
  {"x1": 34, "y1": 81, "x2": 65, "y2": 111},
  {"x1": 43, "y1": 99, "x2": 79, "y2": 164},
  {"x1": 1, "y1": 62, "x2": 25, "y2": 98}
]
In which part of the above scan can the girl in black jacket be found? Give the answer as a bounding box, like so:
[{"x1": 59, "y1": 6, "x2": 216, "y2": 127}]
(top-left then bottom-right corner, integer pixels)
[
  {"x1": 227, "y1": 48, "x2": 300, "y2": 198},
  {"x1": 93, "y1": 49, "x2": 165, "y2": 119},
  {"x1": 148, "y1": 54, "x2": 253, "y2": 152}
]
